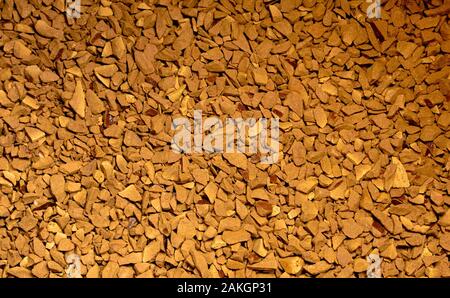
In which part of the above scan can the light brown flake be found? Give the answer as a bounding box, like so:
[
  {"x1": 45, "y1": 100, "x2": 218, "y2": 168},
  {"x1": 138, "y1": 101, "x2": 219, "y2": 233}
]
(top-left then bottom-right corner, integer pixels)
[
  {"x1": 222, "y1": 229, "x2": 250, "y2": 245},
  {"x1": 118, "y1": 185, "x2": 142, "y2": 202},
  {"x1": 25, "y1": 127, "x2": 45, "y2": 142},
  {"x1": 342, "y1": 219, "x2": 364, "y2": 239},
  {"x1": 50, "y1": 174, "x2": 66, "y2": 202},
  {"x1": 69, "y1": 80, "x2": 86, "y2": 118},
  {"x1": 279, "y1": 257, "x2": 304, "y2": 275}
]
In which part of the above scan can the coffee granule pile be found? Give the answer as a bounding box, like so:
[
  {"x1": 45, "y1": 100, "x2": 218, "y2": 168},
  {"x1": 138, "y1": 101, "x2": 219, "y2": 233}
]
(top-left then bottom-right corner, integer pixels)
[{"x1": 0, "y1": 0, "x2": 449, "y2": 278}]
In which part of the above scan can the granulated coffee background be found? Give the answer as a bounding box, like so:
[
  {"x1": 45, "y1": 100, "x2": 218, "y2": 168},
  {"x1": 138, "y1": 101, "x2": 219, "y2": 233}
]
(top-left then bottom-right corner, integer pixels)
[{"x1": 0, "y1": 0, "x2": 449, "y2": 278}]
